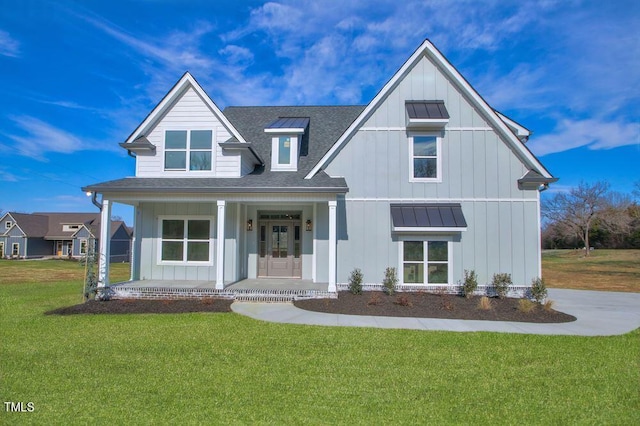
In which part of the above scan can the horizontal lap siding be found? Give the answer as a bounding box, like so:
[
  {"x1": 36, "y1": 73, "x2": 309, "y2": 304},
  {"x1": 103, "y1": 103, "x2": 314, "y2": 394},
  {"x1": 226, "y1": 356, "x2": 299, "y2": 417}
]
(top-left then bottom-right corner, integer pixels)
[{"x1": 136, "y1": 87, "x2": 236, "y2": 177}]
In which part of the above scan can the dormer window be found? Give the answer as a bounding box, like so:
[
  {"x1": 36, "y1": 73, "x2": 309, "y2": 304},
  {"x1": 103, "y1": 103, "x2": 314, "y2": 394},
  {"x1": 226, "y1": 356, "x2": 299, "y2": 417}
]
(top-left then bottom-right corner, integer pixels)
[
  {"x1": 265, "y1": 117, "x2": 309, "y2": 172},
  {"x1": 164, "y1": 130, "x2": 213, "y2": 171}
]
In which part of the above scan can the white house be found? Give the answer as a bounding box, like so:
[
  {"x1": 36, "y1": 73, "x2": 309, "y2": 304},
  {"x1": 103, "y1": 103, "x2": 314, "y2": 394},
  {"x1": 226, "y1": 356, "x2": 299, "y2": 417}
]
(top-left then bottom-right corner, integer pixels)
[{"x1": 84, "y1": 39, "x2": 556, "y2": 299}]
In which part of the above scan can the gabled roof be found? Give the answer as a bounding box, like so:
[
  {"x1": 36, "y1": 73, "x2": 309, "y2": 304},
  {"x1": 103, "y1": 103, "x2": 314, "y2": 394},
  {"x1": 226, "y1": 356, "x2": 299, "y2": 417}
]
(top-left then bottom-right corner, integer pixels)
[
  {"x1": 33, "y1": 212, "x2": 100, "y2": 239},
  {"x1": 121, "y1": 72, "x2": 247, "y2": 146},
  {"x1": 306, "y1": 39, "x2": 553, "y2": 180},
  {"x1": 2, "y1": 212, "x2": 48, "y2": 237}
]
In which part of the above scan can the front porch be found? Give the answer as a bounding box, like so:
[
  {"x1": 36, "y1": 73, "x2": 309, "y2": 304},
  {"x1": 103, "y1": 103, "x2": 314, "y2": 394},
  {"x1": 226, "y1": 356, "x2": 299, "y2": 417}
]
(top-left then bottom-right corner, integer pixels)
[{"x1": 107, "y1": 278, "x2": 333, "y2": 302}]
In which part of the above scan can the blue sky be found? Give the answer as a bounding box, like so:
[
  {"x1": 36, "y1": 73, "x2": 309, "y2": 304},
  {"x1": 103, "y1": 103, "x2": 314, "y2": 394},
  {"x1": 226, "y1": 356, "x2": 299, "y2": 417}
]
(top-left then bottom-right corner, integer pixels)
[{"x1": 1, "y1": 0, "x2": 638, "y2": 225}]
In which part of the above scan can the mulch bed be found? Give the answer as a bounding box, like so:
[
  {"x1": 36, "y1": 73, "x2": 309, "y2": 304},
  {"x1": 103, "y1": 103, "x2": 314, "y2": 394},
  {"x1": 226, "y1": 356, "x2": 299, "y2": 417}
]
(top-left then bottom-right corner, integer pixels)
[
  {"x1": 294, "y1": 291, "x2": 576, "y2": 323},
  {"x1": 45, "y1": 298, "x2": 233, "y2": 315}
]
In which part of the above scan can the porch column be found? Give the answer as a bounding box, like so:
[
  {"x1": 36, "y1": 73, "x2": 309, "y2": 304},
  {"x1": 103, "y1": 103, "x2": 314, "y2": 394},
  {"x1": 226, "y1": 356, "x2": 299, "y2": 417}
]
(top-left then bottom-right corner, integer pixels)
[
  {"x1": 328, "y1": 200, "x2": 337, "y2": 292},
  {"x1": 97, "y1": 198, "x2": 112, "y2": 290},
  {"x1": 216, "y1": 200, "x2": 226, "y2": 289}
]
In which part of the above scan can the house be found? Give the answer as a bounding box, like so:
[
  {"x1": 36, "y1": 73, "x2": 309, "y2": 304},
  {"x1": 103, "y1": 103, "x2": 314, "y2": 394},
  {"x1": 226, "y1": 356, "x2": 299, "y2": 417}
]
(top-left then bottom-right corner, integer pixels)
[
  {"x1": 0, "y1": 212, "x2": 132, "y2": 262},
  {"x1": 83, "y1": 39, "x2": 556, "y2": 296}
]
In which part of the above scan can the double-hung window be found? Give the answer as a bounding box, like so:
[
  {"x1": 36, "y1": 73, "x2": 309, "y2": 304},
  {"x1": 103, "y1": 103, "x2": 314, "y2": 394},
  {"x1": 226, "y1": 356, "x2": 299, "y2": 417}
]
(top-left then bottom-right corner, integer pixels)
[
  {"x1": 164, "y1": 130, "x2": 213, "y2": 171},
  {"x1": 12, "y1": 243, "x2": 19, "y2": 257},
  {"x1": 410, "y1": 134, "x2": 441, "y2": 181},
  {"x1": 160, "y1": 218, "x2": 212, "y2": 264},
  {"x1": 402, "y1": 240, "x2": 450, "y2": 284}
]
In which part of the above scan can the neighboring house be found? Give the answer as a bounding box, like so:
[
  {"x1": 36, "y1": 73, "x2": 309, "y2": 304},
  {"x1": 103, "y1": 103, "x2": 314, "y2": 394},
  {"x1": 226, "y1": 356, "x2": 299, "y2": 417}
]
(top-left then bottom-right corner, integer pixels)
[
  {"x1": 84, "y1": 39, "x2": 556, "y2": 293},
  {"x1": 0, "y1": 212, "x2": 132, "y2": 262}
]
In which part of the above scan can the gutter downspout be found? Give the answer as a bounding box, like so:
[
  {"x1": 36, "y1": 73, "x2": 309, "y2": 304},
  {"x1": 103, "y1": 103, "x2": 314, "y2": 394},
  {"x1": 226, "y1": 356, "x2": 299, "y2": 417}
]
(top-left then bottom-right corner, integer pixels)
[{"x1": 91, "y1": 192, "x2": 102, "y2": 211}]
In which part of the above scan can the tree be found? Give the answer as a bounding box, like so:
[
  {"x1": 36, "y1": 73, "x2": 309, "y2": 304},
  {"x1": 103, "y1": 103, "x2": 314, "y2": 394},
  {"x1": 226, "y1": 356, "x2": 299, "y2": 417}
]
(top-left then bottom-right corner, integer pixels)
[{"x1": 542, "y1": 181, "x2": 610, "y2": 256}]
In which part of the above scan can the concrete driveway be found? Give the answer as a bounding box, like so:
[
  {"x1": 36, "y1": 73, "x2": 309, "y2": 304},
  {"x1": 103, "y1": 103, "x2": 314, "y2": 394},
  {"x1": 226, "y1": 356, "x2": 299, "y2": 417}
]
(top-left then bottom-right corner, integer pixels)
[{"x1": 231, "y1": 288, "x2": 640, "y2": 336}]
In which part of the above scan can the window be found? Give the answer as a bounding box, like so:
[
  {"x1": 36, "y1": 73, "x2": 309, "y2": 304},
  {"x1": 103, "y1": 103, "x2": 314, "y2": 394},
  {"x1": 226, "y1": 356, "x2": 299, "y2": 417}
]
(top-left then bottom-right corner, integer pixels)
[
  {"x1": 80, "y1": 239, "x2": 88, "y2": 255},
  {"x1": 63, "y1": 224, "x2": 80, "y2": 232},
  {"x1": 12, "y1": 243, "x2": 19, "y2": 257},
  {"x1": 0, "y1": 242, "x2": 4, "y2": 257},
  {"x1": 160, "y1": 218, "x2": 212, "y2": 264},
  {"x1": 164, "y1": 130, "x2": 213, "y2": 171},
  {"x1": 402, "y1": 240, "x2": 449, "y2": 284},
  {"x1": 5, "y1": 221, "x2": 12, "y2": 229},
  {"x1": 410, "y1": 134, "x2": 441, "y2": 181},
  {"x1": 270, "y1": 135, "x2": 298, "y2": 171}
]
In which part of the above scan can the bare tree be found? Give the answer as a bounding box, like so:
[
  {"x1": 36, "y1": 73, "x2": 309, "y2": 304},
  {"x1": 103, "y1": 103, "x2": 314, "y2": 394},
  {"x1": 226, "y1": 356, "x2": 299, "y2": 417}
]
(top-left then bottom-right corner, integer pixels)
[{"x1": 542, "y1": 181, "x2": 610, "y2": 256}]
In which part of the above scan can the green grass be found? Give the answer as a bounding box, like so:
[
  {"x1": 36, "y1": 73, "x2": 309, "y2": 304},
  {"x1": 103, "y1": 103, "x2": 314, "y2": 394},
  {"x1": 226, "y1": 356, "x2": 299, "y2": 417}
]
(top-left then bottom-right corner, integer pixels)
[
  {"x1": 542, "y1": 249, "x2": 640, "y2": 292},
  {"x1": 1, "y1": 262, "x2": 639, "y2": 424}
]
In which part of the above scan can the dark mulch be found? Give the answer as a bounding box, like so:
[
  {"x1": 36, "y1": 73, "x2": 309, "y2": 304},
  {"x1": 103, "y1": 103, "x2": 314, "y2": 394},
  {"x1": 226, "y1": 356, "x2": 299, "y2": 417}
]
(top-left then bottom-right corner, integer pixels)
[
  {"x1": 294, "y1": 291, "x2": 576, "y2": 323},
  {"x1": 45, "y1": 298, "x2": 233, "y2": 315}
]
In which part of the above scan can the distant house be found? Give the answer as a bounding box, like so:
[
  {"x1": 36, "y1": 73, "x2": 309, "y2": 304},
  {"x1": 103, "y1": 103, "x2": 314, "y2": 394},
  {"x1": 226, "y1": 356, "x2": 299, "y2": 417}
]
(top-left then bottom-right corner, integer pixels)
[
  {"x1": 84, "y1": 39, "x2": 556, "y2": 294},
  {"x1": 0, "y1": 212, "x2": 131, "y2": 262}
]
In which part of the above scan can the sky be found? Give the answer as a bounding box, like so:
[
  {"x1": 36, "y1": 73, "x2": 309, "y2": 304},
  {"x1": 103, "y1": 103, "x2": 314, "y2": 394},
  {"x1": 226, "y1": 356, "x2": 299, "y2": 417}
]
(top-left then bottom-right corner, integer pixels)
[{"x1": 1, "y1": 0, "x2": 638, "y2": 225}]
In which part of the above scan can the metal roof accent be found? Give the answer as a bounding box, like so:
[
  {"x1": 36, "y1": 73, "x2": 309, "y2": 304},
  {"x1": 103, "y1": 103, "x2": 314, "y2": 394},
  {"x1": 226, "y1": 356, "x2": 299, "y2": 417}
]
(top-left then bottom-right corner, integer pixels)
[
  {"x1": 264, "y1": 117, "x2": 310, "y2": 134},
  {"x1": 390, "y1": 203, "x2": 467, "y2": 231},
  {"x1": 517, "y1": 170, "x2": 559, "y2": 190},
  {"x1": 406, "y1": 101, "x2": 450, "y2": 119},
  {"x1": 218, "y1": 142, "x2": 265, "y2": 165},
  {"x1": 119, "y1": 136, "x2": 156, "y2": 153}
]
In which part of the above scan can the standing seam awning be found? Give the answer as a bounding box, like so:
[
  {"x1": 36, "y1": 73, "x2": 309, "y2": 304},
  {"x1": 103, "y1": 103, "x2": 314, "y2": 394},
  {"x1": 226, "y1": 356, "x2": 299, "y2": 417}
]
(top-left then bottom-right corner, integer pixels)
[{"x1": 390, "y1": 203, "x2": 467, "y2": 232}]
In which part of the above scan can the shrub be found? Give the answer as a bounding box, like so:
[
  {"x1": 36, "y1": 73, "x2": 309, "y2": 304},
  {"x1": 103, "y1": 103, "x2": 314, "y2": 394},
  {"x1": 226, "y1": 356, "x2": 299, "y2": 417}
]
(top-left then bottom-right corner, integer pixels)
[
  {"x1": 382, "y1": 267, "x2": 398, "y2": 296},
  {"x1": 462, "y1": 269, "x2": 478, "y2": 298},
  {"x1": 477, "y1": 296, "x2": 492, "y2": 310},
  {"x1": 530, "y1": 277, "x2": 548, "y2": 303},
  {"x1": 348, "y1": 268, "x2": 363, "y2": 295},
  {"x1": 543, "y1": 299, "x2": 555, "y2": 312},
  {"x1": 367, "y1": 293, "x2": 382, "y2": 306},
  {"x1": 518, "y1": 298, "x2": 536, "y2": 313},
  {"x1": 394, "y1": 295, "x2": 412, "y2": 307},
  {"x1": 491, "y1": 273, "x2": 512, "y2": 299}
]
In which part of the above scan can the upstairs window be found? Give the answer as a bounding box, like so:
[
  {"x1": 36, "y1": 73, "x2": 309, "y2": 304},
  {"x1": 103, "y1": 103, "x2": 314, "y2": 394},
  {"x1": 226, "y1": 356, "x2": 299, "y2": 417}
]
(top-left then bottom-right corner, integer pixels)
[
  {"x1": 5, "y1": 221, "x2": 12, "y2": 229},
  {"x1": 278, "y1": 136, "x2": 292, "y2": 165},
  {"x1": 164, "y1": 130, "x2": 213, "y2": 171},
  {"x1": 410, "y1": 134, "x2": 441, "y2": 181},
  {"x1": 264, "y1": 117, "x2": 309, "y2": 172}
]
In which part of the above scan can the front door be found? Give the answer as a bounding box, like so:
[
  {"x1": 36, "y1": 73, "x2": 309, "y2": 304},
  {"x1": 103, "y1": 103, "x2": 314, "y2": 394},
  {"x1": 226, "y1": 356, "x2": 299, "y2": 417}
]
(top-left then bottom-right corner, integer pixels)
[{"x1": 258, "y1": 220, "x2": 302, "y2": 278}]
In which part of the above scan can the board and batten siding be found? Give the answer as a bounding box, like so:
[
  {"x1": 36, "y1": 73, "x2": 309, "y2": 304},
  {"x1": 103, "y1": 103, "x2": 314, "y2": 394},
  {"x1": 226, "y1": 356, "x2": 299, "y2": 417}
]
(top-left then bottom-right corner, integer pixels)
[
  {"x1": 135, "y1": 86, "x2": 244, "y2": 178},
  {"x1": 326, "y1": 54, "x2": 542, "y2": 286}
]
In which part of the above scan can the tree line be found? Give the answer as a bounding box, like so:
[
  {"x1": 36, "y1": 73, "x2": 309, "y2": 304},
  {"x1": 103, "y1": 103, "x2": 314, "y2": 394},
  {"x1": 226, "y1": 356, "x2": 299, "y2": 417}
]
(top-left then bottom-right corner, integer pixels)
[{"x1": 542, "y1": 181, "x2": 640, "y2": 255}]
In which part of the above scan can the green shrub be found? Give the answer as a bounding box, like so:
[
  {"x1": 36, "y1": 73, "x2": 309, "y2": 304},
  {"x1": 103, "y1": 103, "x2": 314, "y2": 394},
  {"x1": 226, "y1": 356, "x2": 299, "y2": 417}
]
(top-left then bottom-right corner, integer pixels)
[
  {"x1": 462, "y1": 269, "x2": 478, "y2": 298},
  {"x1": 382, "y1": 267, "x2": 398, "y2": 295},
  {"x1": 530, "y1": 277, "x2": 548, "y2": 303},
  {"x1": 348, "y1": 268, "x2": 363, "y2": 295},
  {"x1": 491, "y1": 273, "x2": 512, "y2": 299}
]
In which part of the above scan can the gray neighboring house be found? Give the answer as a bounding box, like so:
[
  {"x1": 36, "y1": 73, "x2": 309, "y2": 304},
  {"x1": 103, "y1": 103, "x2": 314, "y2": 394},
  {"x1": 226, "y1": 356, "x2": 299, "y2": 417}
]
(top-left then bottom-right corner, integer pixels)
[
  {"x1": 84, "y1": 39, "x2": 556, "y2": 293},
  {"x1": 0, "y1": 212, "x2": 132, "y2": 262}
]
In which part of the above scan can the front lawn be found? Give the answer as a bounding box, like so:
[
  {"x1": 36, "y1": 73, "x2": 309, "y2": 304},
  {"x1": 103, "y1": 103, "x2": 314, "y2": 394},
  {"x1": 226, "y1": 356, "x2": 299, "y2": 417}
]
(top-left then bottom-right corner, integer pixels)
[
  {"x1": 542, "y1": 249, "x2": 640, "y2": 292},
  {"x1": 1, "y1": 261, "x2": 638, "y2": 424}
]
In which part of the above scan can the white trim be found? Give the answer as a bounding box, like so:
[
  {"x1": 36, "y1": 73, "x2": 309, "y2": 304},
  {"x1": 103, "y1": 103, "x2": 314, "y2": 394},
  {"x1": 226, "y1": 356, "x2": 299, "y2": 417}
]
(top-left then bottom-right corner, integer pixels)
[
  {"x1": 536, "y1": 191, "x2": 542, "y2": 278},
  {"x1": 408, "y1": 132, "x2": 442, "y2": 183},
  {"x1": 0, "y1": 241, "x2": 4, "y2": 258},
  {"x1": 496, "y1": 112, "x2": 530, "y2": 138},
  {"x1": 328, "y1": 200, "x2": 337, "y2": 292},
  {"x1": 98, "y1": 199, "x2": 111, "y2": 288},
  {"x1": 216, "y1": 200, "x2": 226, "y2": 289},
  {"x1": 264, "y1": 127, "x2": 305, "y2": 134},
  {"x1": 305, "y1": 39, "x2": 552, "y2": 179},
  {"x1": 124, "y1": 73, "x2": 247, "y2": 145},
  {"x1": 393, "y1": 227, "x2": 467, "y2": 233},
  {"x1": 270, "y1": 135, "x2": 299, "y2": 171},
  {"x1": 312, "y1": 203, "x2": 317, "y2": 282},
  {"x1": 406, "y1": 118, "x2": 449, "y2": 128},
  {"x1": 359, "y1": 126, "x2": 494, "y2": 131},
  {"x1": 156, "y1": 216, "x2": 215, "y2": 266},
  {"x1": 346, "y1": 197, "x2": 538, "y2": 203},
  {"x1": 5, "y1": 221, "x2": 12, "y2": 230},
  {"x1": 12, "y1": 242, "x2": 20, "y2": 257},
  {"x1": 399, "y1": 238, "x2": 453, "y2": 285},
  {"x1": 164, "y1": 129, "x2": 214, "y2": 172}
]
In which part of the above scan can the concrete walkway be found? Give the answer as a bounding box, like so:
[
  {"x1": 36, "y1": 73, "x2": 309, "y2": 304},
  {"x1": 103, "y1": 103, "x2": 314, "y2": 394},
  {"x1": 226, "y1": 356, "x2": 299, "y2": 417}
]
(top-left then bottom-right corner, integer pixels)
[{"x1": 231, "y1": 288, "x2": 640, "y2": 336}]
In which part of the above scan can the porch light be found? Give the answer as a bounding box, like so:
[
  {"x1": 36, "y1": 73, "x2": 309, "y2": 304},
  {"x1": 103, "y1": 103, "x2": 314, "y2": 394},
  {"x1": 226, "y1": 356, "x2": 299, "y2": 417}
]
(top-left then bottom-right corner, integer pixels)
[
  {"x1": 306, "y1": 219, "x2": 312, "y2": 231},
  {"x1": 247, "y1": 219, "x2": 253, "y2": 231}
]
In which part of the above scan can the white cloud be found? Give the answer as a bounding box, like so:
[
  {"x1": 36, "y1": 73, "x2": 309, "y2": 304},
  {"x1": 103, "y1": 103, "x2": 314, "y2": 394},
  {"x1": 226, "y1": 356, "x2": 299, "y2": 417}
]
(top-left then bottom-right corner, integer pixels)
[
  {"x1": 0, "y1": 167, "x2": 20, "y2": 182},
  {"x1": 0, "y1": 29, "x2": 20, "y2": 57},
  {"x1": 528, "y1": 118, "x2": 640, "y2": 157},
  {"x1": 2, "y1": 116, "x2": 85, "y2": 161},
  {"x1": 218, "y1": 45, "x2": 254, "y2": 68}
]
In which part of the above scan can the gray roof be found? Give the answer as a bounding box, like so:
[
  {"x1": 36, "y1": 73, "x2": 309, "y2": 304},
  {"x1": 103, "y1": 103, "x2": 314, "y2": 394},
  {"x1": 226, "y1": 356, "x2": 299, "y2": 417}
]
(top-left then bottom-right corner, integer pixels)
[
  {"x1": 390, "y1": 203, "x2": 467, "y2": 228},
  {"x1": 223, "y1": 105, "x2": 364, "y2": 178},
  {"x1": 265, "y1": 117, "x2": 310, "y2": 130},
  {"x1": 405, "y1": 101, "x2": 449, "y2": 119},
  {"x1": 4, "y1": 212, "x2": 49, "y2": 237},
  {"x1": 85, "y1": 105, "x2": 364, "y2": 194},
  {"x1": 83, "y1": 171, "x2": 348, "y2": 194}
]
